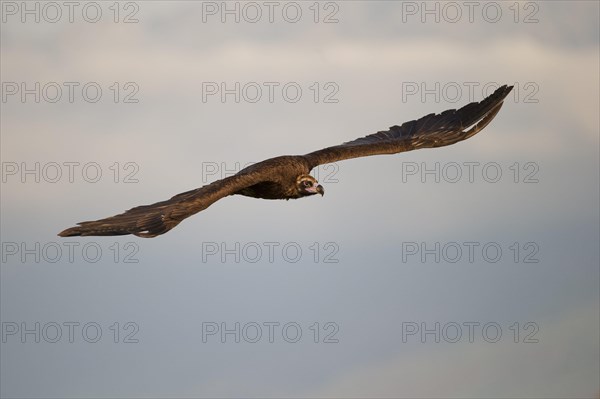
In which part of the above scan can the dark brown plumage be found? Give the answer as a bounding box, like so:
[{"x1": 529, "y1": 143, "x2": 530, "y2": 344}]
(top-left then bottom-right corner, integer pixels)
[{"x1": 58, "y1": 85, "x2": 513, "y2": 238}]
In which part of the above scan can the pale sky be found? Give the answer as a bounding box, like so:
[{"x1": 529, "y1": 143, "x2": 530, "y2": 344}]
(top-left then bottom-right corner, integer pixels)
[{"x1": 1, "y1": 1, "x2": 599, "y2": 398}]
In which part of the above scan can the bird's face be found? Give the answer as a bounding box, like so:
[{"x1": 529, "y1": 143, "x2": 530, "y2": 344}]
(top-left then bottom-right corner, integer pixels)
[{"x1": 296, "y1": 175, "x2": 324, "y2": 197}]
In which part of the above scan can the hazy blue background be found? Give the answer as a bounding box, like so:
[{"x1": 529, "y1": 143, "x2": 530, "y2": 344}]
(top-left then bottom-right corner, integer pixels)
[{"x1": 1, "y1": 1, "x2": 598, "y2": 398}]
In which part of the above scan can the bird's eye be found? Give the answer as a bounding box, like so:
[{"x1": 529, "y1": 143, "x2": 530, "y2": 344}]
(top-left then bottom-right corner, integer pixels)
[{"x1": 303, "y1": 180, "x2": 312, "y2": 187}]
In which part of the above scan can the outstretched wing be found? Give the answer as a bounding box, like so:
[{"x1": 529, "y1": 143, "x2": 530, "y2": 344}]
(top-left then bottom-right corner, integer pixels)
[
  {"x1": 303, "y1": 85, "x2": 513, "y2": 169},
  {"x1": 58, "y1": 171, "x2": 268, "y2": 238}
]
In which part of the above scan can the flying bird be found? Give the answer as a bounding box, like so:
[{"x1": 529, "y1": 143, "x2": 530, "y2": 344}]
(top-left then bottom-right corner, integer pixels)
[{"x1": 59, "y1": 85, "x2": 513, "y2": 238}]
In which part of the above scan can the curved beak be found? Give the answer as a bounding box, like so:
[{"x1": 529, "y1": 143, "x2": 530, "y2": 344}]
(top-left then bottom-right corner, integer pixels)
[{"x1": 316, "y1": 185, "x2": 324, "y2": 196}]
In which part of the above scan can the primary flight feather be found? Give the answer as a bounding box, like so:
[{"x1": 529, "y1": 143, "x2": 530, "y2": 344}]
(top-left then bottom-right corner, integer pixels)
[{"x1": 59, "y1": 85, "x2": 513, "y2": 238}]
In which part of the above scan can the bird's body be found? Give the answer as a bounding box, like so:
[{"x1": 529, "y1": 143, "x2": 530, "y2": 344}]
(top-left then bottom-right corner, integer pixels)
[
  {"x1": 235, "y1": 155, "x2": 311, "y2": 199},
  {"x1": 59, "y1": 85, "x2": 513, "y2": 238}
]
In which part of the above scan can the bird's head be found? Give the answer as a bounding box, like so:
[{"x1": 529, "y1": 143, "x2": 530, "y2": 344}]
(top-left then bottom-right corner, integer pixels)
[{"x1": 296, "y1": 174, "x2": 324, "y2": 197}]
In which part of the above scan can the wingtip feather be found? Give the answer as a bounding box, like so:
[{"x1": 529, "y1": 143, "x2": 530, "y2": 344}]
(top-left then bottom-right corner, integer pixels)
[{"x1": 57, "y1": 226, "x2": 83, "y2": 237}]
